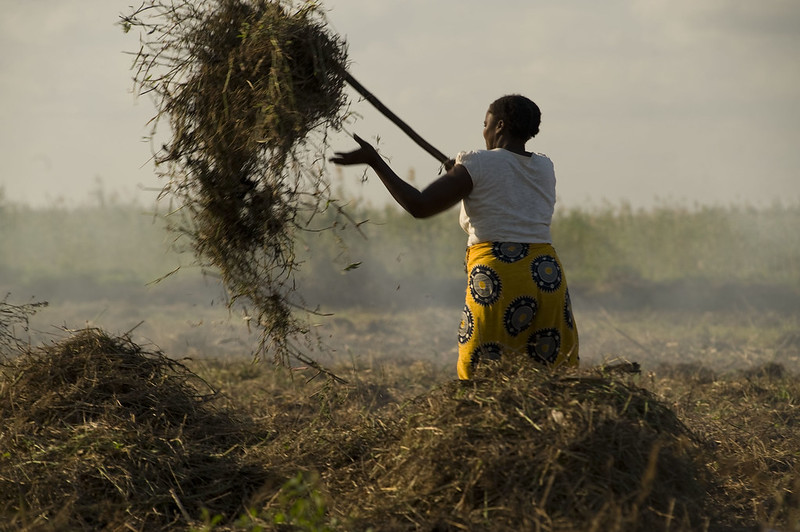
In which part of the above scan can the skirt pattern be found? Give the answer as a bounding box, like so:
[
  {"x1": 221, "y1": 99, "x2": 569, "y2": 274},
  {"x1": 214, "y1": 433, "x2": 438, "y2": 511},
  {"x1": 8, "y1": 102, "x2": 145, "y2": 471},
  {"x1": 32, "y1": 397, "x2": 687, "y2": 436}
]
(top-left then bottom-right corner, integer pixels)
[{"x1": 457, "y1": 242, "x2": 579, "y2": 379}]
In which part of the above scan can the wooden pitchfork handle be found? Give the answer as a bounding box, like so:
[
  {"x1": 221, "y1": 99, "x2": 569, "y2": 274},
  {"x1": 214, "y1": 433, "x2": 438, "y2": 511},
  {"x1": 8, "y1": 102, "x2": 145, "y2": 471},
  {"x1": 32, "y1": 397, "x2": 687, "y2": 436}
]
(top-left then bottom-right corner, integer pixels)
[{"x1": 343, "y1": 71, "x2": 450, "y2": 165}]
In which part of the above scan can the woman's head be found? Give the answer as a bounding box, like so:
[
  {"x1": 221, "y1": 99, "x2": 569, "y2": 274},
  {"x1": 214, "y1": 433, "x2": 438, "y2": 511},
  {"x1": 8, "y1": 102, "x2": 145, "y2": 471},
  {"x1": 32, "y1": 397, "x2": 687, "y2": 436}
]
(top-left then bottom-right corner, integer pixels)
[{"x1": 487, "y1": 94, "x2": 541, "y2": 141}]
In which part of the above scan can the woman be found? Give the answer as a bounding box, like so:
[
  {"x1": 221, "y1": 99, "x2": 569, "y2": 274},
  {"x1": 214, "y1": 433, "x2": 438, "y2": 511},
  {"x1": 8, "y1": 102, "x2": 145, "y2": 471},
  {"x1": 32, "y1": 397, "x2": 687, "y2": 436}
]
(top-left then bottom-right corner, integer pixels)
[{"x1": 330, "y1": 94, "x2": 578, "y2": 379}]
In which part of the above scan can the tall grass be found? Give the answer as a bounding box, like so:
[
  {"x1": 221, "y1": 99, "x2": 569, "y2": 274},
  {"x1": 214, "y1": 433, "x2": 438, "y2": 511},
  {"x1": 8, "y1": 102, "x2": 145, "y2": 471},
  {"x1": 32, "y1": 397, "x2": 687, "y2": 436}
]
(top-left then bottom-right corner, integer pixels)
[
  {"x1": 0, "y1": 199, "x2": 177, "y2": 286},
  {"x1": 553, "y1": 201, "x2": 800, "y2": 286},
  {"x1": 1, "y1": 195, "x2": 798, "y2": 307}
]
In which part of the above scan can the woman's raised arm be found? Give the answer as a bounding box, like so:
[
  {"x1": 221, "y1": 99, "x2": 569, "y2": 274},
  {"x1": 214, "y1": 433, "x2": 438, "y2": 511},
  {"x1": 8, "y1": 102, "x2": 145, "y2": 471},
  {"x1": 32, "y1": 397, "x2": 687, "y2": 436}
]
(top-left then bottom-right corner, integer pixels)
[{"x1": 330, "y1": 134, "x2": 473, "y2": 218}]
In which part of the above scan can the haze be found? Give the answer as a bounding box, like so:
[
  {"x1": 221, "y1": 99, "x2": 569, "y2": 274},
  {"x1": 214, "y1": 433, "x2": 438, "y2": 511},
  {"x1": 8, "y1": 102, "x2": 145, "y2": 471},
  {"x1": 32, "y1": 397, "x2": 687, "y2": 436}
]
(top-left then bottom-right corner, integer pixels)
[{"x1": 1, "y1": 0, "x2": 799, "y2": 209}]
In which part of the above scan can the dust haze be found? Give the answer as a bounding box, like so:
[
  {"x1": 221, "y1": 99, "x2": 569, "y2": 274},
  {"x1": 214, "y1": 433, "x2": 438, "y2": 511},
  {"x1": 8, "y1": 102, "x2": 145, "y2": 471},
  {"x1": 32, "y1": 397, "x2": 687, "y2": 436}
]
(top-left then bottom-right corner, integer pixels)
[{"x1": 2, "y1": 191, "x2": 798, "y2": 374}]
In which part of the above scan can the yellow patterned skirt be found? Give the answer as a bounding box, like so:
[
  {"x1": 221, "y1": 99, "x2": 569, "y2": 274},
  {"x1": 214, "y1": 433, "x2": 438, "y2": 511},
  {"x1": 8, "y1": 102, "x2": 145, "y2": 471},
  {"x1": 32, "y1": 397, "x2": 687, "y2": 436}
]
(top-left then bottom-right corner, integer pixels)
[{"x1": 457, "y1": 242, "x2": 579, "y2": 380}]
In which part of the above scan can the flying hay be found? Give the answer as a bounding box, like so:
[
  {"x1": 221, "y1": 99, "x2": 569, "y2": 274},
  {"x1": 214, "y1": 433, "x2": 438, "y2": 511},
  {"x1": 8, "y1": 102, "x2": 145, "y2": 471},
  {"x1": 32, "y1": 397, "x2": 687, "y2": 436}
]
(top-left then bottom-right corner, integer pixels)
[{"x1": 122, "y1": 0, "x2": 353, "y2": 369}]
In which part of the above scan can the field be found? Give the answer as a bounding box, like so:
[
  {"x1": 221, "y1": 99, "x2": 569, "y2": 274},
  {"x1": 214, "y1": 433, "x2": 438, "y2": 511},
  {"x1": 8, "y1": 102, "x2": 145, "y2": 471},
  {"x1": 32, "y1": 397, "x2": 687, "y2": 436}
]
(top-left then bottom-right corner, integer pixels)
[{"x1": 1, "y1": 194, "x2": 800, "y2": 530}]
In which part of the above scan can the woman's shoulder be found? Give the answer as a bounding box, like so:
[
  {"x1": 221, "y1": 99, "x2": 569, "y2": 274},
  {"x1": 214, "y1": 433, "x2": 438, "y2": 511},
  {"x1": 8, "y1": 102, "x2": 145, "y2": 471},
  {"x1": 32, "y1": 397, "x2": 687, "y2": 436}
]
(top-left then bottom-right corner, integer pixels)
[
  {"x1": 457, "y1": 149, "x2": 517, "y2": 168},
  {"x1": 456, "y1": 149, "x2": 489, "y2": 163}
]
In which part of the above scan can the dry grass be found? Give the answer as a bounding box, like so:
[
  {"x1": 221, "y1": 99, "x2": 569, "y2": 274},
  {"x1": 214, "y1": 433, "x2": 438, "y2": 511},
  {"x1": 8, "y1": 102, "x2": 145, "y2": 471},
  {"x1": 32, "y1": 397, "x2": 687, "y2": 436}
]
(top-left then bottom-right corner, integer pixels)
[
  {"x1": 2, "y1": 327, "x2": 799, "y2": 531},
  {"x1": 317, "y1": 362, "x2": 713, "y2": 531},
  {"x1": 0, "y1": 329, "x2": 272, "y2": 531},
  {"x1": 656, "y1": 363, "x2": 800, "y2": 530},
  {"x1": 0, "y1": 297, "x2": 47, "y2": 356}
]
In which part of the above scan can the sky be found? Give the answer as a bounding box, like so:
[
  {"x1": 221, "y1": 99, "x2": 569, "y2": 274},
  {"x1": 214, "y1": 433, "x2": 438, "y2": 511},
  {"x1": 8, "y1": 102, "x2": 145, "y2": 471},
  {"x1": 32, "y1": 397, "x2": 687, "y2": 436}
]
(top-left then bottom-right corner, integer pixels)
[{"x1": 1, "y1": 0, "x2": 799, "y2": 210}]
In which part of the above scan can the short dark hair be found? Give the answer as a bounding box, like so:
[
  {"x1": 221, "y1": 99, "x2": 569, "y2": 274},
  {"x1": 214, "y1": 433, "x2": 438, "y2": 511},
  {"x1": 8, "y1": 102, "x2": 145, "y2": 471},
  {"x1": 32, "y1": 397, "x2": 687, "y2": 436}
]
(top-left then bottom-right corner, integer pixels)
[{"x1": 488, "y1": 95, "x2": 541, "y2": 140}]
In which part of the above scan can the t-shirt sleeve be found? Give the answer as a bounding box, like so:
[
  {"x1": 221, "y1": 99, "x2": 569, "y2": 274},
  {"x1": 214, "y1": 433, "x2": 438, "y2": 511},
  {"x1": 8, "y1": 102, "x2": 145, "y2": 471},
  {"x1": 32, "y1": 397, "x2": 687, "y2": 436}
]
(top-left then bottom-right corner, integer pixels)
[{"x1": 456, "y1": 150, "x2": 481, "y2": 186}]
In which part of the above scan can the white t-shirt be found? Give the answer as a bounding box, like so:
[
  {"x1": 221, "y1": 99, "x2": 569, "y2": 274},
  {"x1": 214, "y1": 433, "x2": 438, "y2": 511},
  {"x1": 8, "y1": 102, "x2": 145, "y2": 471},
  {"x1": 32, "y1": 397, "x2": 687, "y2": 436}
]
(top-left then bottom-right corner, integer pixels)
[{"x1": 456, "y1": 148, "x2": 556, "y2": 247}]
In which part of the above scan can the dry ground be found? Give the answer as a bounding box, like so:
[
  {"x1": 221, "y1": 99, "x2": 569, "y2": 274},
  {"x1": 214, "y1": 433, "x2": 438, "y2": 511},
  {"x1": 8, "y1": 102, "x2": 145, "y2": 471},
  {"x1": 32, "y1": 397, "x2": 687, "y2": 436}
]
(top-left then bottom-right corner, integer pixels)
[{"x1": 2, "y1": 302, "x2": 798, "y2": 531}]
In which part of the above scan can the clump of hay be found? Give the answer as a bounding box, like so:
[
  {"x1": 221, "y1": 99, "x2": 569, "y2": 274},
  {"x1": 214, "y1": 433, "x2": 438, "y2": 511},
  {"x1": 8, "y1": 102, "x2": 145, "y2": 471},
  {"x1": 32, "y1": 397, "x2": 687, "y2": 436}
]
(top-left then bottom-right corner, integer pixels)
[
  {"x1": 0, "y1": 329, "x2": 269, "y2": 530},
  {"x1": 121, "y1": 0, "x2": 353, "y2": 368},
  {"x1": 308, "y1": 361, "x2": 734, "y2": 531}
]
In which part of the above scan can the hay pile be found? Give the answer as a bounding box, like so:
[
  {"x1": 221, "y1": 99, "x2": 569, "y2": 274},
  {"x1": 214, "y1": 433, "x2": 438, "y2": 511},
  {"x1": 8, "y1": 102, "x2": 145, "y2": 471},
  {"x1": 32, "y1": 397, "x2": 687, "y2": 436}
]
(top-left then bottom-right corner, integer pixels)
[
  {"x1": 0, "y1": 329, "x2": 270, "y2": 530},
  {"x1": 122, "y1": 0, "x2": 352, "y2": 366},
  {"x1": 294, "y1": 361, "x2": 731, "y2": 531}
]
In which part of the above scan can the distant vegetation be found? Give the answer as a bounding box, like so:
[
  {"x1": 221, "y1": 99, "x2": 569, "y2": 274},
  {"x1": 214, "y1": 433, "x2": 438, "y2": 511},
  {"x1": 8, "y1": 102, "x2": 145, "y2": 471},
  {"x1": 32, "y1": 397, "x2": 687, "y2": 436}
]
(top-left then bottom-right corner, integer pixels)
[{"x1": 1, "y1": 194, "x2": 798, "y2": 310}]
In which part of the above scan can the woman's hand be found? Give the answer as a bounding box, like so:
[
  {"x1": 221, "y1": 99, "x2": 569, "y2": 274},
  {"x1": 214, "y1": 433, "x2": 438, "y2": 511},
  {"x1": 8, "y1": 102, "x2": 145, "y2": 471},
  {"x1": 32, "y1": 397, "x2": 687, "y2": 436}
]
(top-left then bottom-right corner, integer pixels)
[{"x1": 329, "y1": 134, "x2": 381, "y2": 167}]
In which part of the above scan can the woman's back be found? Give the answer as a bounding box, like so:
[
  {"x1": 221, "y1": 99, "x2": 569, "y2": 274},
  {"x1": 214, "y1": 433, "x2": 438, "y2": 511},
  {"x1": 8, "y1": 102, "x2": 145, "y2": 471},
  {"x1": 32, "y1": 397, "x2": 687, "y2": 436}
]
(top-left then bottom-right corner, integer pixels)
[{"x1": 457, "y1": 148, "x2": 556, "y2": 246}]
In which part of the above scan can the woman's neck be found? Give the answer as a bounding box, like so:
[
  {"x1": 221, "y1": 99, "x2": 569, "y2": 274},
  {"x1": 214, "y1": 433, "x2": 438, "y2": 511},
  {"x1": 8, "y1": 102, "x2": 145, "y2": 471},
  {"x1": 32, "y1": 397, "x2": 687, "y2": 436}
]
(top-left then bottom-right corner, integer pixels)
[
  {"x1": 497, "y1": 140, "x2": 531, "y2": 157},
  {"x1": 495, "y1": 138, "x2": 530, "y2": 156}
]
